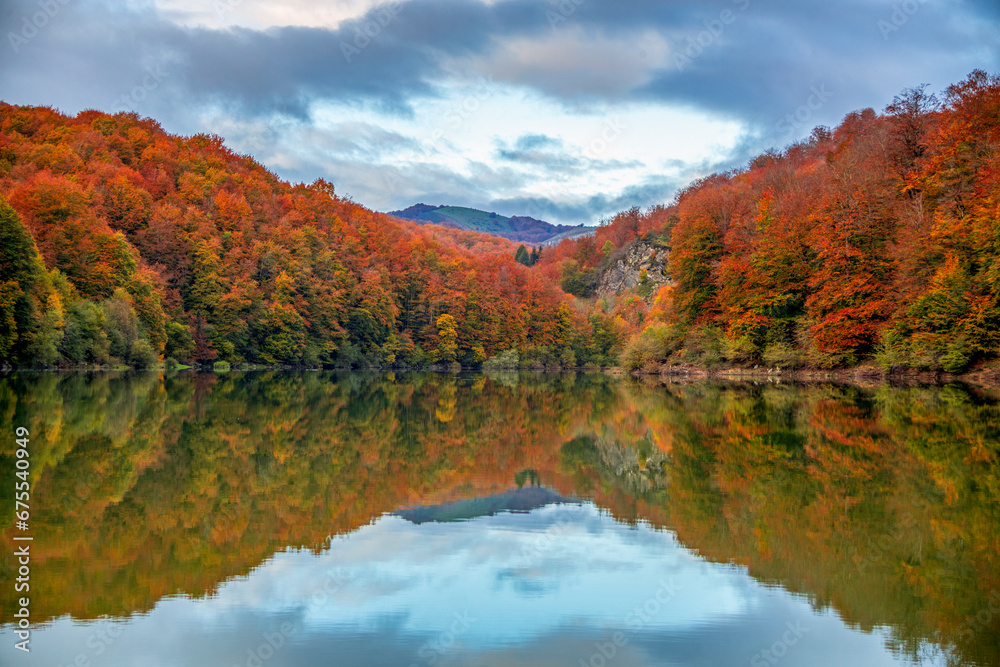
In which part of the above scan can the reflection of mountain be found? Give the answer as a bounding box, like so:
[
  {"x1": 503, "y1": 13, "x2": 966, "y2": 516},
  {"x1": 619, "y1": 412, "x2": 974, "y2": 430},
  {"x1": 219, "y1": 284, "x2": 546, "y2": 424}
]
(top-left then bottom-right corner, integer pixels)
[
  {"x1": 0, "y1": 373, "x2": 998, "y2": 665},
  {"x1": 394, "y1": 486, "x2": 574, "y2": 524}
]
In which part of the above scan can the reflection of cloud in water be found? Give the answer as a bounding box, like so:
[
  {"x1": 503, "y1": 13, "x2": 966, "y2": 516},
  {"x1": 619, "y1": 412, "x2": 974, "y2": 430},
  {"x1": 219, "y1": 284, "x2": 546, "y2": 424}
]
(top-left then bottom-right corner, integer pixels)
[
  {"x1": 0, "y1": 502, "x2": 939, "y2": 667},
  {"x1": 495, "y1": 567, "x2": 561, "y2": 597},
  {"x1": 215, "y1": 503, "x2": 763, "y2": 640}
]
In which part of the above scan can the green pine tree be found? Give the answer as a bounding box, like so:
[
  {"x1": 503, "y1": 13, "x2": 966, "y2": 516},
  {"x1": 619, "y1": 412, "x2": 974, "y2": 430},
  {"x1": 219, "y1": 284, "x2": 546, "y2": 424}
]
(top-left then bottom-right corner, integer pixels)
[{"x1": 515, "y1": 244, "x2": 530, "y2": 266}]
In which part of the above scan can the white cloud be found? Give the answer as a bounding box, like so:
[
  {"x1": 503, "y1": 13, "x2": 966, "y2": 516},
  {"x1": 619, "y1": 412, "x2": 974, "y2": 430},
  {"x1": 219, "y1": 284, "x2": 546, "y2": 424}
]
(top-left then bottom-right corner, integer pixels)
[
  {"x1": 150, "y1": 0, "x2": 393, "y2": 30},
  {"x1": 198, "y1": 83, "x2": 744, "y2": 223}
]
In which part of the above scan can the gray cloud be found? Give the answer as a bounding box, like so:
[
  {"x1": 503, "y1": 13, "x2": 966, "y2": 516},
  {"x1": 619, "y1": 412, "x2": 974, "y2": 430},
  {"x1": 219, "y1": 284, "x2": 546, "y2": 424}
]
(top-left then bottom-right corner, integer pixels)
[
  {"x1": 489, "y1": 174, "x2": 683, "y2": 226},
  {"x1": 494, "y1": 134, "x2": 584, "y2": 170},
  {"x1": 4, "y1": 0, "x2": 996, "y2": 124},
  {"x1": 304, "y1": 122, "x2": 422, "y2": 160},
  {"x1": 494, "y1": 133, "x2": 643, "y2": 176},
  {"x1": 1, "y1": 0, "x2": 997, "y2": 225}
]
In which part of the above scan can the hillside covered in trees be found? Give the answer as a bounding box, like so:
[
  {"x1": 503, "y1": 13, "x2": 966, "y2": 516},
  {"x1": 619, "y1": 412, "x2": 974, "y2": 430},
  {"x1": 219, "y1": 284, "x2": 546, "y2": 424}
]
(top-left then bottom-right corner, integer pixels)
[
  {"x1": 0, "y1": 104, "x2": 627, "y2": 369},
  {"x1": 0, "y1": 69, "x2": 998, "y2": 373},
  {"x1": 534, "y1": 70, "x2": 1000, "y2": 375}
]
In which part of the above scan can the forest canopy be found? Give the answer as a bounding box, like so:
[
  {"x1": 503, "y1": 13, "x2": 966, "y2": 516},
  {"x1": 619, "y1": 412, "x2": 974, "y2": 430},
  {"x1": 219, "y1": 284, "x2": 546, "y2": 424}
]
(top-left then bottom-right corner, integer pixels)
[
  {"x1": 0, "y1": 104, "x2": 606, "y2": 368},
  {"x1": 531, "y1": 70, "x2": 1000, "y2": 375},
  {"x1": 1, "y1": 70, "x2": 999, "y2": 373}
]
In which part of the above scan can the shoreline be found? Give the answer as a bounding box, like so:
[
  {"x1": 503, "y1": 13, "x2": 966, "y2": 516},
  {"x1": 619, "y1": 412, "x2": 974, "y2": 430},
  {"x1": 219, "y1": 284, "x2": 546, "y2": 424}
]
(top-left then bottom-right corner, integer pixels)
[
  {"x1": 618, "y1": 362, "x2": 1000, "y2": 389},
  {"x1": 4, "y1": 362, "x2": 1000, "y2": 389}
]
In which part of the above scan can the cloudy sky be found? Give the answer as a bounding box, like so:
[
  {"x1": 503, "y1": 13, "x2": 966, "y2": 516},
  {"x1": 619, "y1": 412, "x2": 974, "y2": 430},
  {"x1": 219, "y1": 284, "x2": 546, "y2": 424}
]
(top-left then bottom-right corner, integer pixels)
[{"x1": 2, "y1": 0, "x2": 998, "y2": 224}]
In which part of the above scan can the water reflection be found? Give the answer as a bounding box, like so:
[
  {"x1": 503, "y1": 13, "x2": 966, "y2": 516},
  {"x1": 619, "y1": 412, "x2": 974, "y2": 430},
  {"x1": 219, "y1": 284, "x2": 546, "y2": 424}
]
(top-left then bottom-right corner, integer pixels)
[{"x1": 0, "y1": 372, "x2": 997, "y2": 666}]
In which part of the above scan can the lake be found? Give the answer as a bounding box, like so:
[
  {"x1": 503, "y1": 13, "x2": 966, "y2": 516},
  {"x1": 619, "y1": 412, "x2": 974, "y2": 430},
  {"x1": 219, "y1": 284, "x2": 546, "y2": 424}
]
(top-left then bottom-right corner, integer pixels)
[{"x1": 1, "y1": 371, "x2": 999, "y2": 666}]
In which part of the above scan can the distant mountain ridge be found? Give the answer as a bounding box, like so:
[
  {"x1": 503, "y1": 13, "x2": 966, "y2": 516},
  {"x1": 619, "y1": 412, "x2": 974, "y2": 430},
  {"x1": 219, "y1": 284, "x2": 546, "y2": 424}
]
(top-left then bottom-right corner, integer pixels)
[{"x1": 388, "y1": 203, "x2": 595, "y2": 245}]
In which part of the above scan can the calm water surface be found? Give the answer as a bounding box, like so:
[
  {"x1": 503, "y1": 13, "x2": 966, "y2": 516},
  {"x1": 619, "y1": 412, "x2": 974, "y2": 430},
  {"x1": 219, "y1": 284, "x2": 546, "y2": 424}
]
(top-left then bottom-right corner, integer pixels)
[{"x1": 1, "y1": 372, "x2": 998, "y2": 666}]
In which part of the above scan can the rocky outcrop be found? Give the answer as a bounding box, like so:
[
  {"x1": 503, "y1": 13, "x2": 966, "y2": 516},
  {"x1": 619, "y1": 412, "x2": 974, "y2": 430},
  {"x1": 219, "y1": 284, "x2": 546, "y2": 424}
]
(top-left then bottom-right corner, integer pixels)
[
  {"x1": 573, "y1": 435, "x2": 670, "y2": 497},
  {"x1": 595, "y1": 242, "x2": 671, "y2": 299}
]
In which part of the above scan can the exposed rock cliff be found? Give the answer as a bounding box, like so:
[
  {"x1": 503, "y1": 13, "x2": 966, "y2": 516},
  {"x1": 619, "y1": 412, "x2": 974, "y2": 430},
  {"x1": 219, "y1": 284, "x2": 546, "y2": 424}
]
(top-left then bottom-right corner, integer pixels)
[
  {"x1": 595, "y1": 242, "x2": 671, "y2": 299},
  {"x1": 563, "y1": 435, "x2": 670, "y2": 498}
]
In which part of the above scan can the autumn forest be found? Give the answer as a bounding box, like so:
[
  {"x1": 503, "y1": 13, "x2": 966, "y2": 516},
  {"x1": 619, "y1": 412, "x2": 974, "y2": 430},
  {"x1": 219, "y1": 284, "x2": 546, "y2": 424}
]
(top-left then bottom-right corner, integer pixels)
[{"x1": 1, "y1": 70, "x2": 999, "y2": 374}]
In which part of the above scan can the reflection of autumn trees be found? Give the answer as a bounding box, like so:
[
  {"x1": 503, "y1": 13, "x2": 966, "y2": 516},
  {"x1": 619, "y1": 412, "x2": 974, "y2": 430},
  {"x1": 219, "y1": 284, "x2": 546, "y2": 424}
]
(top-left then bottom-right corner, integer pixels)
[
  {"x1": 0, "y1": 371, "x2": 619, "y2": 620},
  {"x1": 1, "y1": 374, "x2": 998, "y2": 665},
  {"x1": 639, "y1": 383, "x2": 1000, "y2": 666}
]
